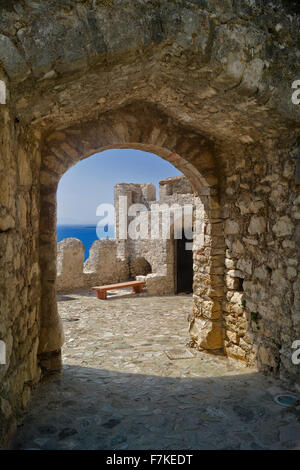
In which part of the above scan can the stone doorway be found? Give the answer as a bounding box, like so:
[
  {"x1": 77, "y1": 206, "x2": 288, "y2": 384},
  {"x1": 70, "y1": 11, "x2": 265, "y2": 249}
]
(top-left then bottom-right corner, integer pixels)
[
  {"x1": 175, "y1": 234, "x2": 193, "y2": 294},
  {"x1": 38, "y1": 104, "x2": 226, "y2": 377}
]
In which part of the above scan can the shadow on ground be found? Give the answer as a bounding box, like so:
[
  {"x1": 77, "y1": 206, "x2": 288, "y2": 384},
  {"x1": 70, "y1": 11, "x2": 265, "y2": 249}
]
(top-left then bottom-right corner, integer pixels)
[
  {"x1": 10, "y1": 365, "x2": 300, "y2": 450},
  {"x1": 57, "y1": 290, "x2": 193, "y2": 302}
]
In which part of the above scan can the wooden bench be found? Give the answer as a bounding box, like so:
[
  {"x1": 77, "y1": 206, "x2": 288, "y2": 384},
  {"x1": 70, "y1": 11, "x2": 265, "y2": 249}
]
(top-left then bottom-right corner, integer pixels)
[{"x1": 92, "y1": 280, "x2": 146, "y2": 300}]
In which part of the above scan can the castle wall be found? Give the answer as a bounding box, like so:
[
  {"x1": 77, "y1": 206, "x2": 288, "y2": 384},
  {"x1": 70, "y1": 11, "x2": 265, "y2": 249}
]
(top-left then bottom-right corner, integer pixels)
[
  {"x1": 218, "y1": 139, "x2": 300, "y2": 382},
  {"x1": 57, "y1": 238, "x2": 85, "y2": 291},
  {"x1": 57, "y1": 238, "x2": 129, "y2": 292},
  {"x1": 1, "y1": 0, "x2": 300, "y2": 447},
  {"x1": 0, "y1": 85, "x2": 41, "y2": 445},
  {"x1": 57, "y1": 176, "x2": 195, "y2": 295},
  {"x1": 114, "y1": 177, "x2": 195, "y2": 294},
  {"x1": 56, "y1": 151, "x2": 300, "y2": 386}
]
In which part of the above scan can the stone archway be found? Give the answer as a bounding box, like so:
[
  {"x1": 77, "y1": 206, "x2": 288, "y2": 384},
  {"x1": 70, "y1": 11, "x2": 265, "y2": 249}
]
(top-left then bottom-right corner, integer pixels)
[
  {"x1": 38, "y1": 102, "x2": 225, "y2": 373},
  {"x1": 1, "y1": 0, "x2": 300, "y2": 447}
]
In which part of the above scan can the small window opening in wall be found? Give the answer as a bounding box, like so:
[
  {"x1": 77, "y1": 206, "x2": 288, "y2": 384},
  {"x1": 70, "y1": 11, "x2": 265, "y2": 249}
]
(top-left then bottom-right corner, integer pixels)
[
  {"x1": 130, "y1": 257, "x2": 151, "y2": 278},
  {"x1": 236, "y1": 277, "x2": 244, "y2": 292}
]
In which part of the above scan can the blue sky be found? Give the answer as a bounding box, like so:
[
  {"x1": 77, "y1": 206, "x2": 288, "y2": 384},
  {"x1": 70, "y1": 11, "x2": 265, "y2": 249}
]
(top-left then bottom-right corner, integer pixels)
[{"x1": 57, "y1": 149, "x2": 182, "y2": 225}]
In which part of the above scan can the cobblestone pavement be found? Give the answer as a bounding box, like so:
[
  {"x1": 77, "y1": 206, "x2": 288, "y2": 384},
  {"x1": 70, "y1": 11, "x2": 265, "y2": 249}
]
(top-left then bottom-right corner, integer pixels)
[{"x1": 11, "y1": 290, "x2": 300, "y2": 450}]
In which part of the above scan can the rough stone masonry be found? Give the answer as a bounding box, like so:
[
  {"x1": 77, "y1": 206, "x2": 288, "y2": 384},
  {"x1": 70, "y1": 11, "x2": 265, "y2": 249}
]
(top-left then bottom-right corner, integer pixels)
[
  {"x1": 1, "y1": 0, "x2": 300, "y2": 447},
  {"x1": 56, "y1": 176, "x2": 195, "y2": 295}
]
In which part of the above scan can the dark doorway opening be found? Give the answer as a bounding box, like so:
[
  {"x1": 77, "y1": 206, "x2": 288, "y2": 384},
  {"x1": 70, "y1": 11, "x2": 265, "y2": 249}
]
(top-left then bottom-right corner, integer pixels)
[{"x1": 176, "y1": 232, "x2": 193, "y2": 294}]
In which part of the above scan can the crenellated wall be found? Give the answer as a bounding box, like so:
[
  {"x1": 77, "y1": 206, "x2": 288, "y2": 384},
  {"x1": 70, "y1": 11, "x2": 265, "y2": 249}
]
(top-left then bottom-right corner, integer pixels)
[
  {"x1": 57, "y1": 176, "x2": 195, "y2": 296},
  {"x1": 57, "y1": 238, "x2": 129, "y2": 292}
]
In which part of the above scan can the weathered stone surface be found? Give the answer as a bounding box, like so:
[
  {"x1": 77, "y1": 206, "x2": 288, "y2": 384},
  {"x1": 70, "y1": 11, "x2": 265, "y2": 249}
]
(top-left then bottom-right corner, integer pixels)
[
  {"x1": 0, "y1": 34, "x2": 30, "y2": 82},
  {"x1": 225, "y1": 344, "x2": 246, "y2": 361},
  {"x1": 189, "y1": 317, "x2": 223, "y2": 350},
  {"x1": 1, "y1": 0, "x2": 300, "y2": 449},
  {"x1": 145, "y1": 273, "x2": 172, "y2": 296},
  {"x1": 130, "y1": 257, "x2": 151, "y2": 278},
  {"x1": 83, "y1": 239, "x2": 129, "y2": 286},
  {"x1": 272, "y1": 216, "x2": 294, "y2": 238},
  {"x1": 237, "y1": 259, "x2": 252, "y2": 276},
  {"x1": 18, "y1": 149, "x2": 32, "y2": 186},
  {"x1": 225, "y1": 220, "x2": 239, "y2": 235},
  {"x1": 57, "y1": 238, "x2": 85, "y2": 291},
  {"x1": 248, "y1": 217, "x2": 267, "y2": 235},
  {"x1": 0, "y1": 80, "x2": 6, "y2": 104},
  {"x1": 237, "y1": 195, "x2": 264, "y2": 215},
  {"x1": 10, "y1": 291, "x2": 300, "y2": 451},
  {"x1": 258, "y1": 345, "x2": 277, "y2": 368},
  {"x1": 57, "y1": 177, "x2": 194, "y2": 296},
  {"x1": 1, "y1": 398, "x2": 12, "y2": 420},
  {"x1": 0, "y1": 214, "x2": 15, "y2": 232}
]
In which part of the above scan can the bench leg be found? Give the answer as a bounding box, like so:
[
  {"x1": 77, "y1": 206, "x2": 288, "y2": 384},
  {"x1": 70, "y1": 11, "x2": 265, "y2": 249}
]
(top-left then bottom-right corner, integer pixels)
[
  {"x1": 133, "y1": 285, "x2": 143, "y2": 294},
  {"x1": 96, "y1": 289, "x2": 107, "y2": 300}
]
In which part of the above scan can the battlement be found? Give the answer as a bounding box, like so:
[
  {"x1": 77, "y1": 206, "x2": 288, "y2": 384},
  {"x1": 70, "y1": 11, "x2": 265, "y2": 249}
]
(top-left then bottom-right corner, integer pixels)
[
  {"x1": 159, "y1": 175, "x2": 194, "y2": 200},
  {"x1": 56, "y1": 177, "x2": 194, "y2": 293}
]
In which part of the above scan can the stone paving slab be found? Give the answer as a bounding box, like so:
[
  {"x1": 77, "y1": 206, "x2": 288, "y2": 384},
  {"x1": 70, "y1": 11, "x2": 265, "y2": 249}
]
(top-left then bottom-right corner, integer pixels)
[{"x1": 10, "y1": 290, "x2": 300, "y2": 450}]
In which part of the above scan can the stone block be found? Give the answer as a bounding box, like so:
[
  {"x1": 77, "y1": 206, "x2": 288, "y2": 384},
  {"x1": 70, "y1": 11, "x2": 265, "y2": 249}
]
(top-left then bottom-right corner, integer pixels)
[
  {"x1": 145, "y1": 273, "x2": 173, "y2": 296},
  {"x1": 248, "y1": 216, "x2": 266, "y2": 235},
  {"x1": 0, "y1": 34, "x2": 30, "y2": 82},
  {"x1": 18, "y1": 148, "x2": 32, "y2": 186},
  {"x1": 225, "y1": 220, "x2": 239, "y2": 235},
  {"x1": 272, "y1": 216, "x2": 294, "y2": 237},
  {"x1": 189, "y1": 317, "x2": 223, "y2": 350},
  {"x1": 225, "y1": 344, "x2": 246, "y2": 360}
]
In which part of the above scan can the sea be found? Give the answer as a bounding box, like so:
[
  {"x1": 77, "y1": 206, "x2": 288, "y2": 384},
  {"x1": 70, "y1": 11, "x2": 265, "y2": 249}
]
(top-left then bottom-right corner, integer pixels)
[{"x1": 57, "y1": 224, "x2": 115, "y2": 261}]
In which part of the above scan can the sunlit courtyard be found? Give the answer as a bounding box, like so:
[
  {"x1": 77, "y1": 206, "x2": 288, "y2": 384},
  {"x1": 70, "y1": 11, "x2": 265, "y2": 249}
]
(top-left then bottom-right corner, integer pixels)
[{"x1": 10, "y1": 291, "x2": 300, "y2": 450}]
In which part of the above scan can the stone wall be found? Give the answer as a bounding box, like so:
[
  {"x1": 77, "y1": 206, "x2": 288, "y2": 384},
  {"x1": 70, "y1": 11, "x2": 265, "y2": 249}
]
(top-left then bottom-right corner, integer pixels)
[
  {"x1": 159, "y1": 176, "x2": 194, "y2": 201},
  {"x1": 57, "y1": 238, "x2": 129, "y2": 292},
  {"x1": 57, "y1": 176, "x2": 195, "y2": 296},
  {"x1": 219, "y1": 139, "x2": 300, "y2": 383},
  {"x1": 84, "y1": 238, "x2": 130, "y2": 286},
  {"x1": 1, "y1": 0, "x2": 300, "y2": 447},
  {"x1": 57, "y1": 238, "x2": 85, "y2": 291},
  {"x1": 115, "y1": 176, "x2": 195, "y2": 294},
  {"x1": 190, "y1": 136, "x2": 300, "y2": 385},
  {"x1": 0, "y1": 81, "x2": 41, "y2": 445}
]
